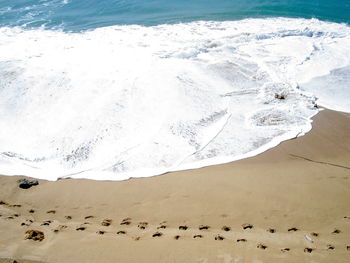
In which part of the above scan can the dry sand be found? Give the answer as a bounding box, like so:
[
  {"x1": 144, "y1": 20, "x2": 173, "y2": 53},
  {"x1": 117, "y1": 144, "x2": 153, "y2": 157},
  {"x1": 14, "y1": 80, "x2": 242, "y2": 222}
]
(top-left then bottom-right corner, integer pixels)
[{"x1": 0, "y1": 109, "x2": 349, "y2": 263}]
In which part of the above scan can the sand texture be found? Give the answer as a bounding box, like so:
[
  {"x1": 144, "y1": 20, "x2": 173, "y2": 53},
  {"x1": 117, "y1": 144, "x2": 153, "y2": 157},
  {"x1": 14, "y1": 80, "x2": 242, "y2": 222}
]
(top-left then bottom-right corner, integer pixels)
[{"x1": 0, "y1": 109, "x2": 349, "y2": 263}]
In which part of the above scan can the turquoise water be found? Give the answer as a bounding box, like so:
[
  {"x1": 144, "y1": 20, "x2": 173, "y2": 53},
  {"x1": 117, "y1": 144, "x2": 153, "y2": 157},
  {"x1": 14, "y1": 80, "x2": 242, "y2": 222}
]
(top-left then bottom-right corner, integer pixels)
[{"x1": 0, "y1": 0, "x2": 349, "y2": 31}]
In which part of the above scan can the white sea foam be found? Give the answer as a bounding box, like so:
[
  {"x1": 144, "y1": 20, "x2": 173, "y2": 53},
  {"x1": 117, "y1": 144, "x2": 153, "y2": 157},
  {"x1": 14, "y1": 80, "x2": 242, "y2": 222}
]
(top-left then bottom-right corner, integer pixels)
[{"x1": 0, "y1": 18, "x2": 349, "y2": 181}]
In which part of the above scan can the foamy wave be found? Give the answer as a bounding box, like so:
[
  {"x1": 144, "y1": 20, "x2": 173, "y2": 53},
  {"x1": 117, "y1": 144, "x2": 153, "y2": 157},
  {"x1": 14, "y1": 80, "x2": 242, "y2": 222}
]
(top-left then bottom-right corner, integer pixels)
[{"x1": 0, "y1": 18, "x2": 349, "y2": 180}]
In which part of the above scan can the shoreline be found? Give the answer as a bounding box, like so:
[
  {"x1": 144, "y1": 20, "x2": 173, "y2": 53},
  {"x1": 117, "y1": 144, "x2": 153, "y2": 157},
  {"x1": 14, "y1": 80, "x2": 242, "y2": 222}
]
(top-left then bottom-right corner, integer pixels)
[
  {"x1": 0, "y1": 107, "x2": 321, "y2": 182},
  {"x1": 0, "y1": 109, "x2": 349, "y2": 263}
]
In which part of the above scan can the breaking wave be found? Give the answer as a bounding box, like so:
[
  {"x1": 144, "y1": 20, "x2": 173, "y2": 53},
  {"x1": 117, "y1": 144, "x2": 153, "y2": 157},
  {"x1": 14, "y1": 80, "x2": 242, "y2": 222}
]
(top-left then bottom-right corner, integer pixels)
[{"x1": 0, "y1": 18, "x2": 349, "y2": 180}]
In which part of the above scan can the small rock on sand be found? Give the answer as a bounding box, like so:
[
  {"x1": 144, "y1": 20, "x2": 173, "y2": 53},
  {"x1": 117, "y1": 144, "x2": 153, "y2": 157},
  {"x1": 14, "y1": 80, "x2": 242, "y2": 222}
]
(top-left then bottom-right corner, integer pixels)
[{"x1": 18, "y1": 179, "x2": 39, "y2": 189}]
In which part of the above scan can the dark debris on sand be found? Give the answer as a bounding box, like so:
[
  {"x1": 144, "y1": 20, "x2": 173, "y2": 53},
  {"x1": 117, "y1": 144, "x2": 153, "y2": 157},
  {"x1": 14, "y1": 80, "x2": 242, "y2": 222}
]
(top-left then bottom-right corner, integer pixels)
[
  {"x1": 18, "y1": 179, "x2": 39, "y2": 189},
  {"x1": 25, "y1": 230, "x2": 44, "y2": 241}
]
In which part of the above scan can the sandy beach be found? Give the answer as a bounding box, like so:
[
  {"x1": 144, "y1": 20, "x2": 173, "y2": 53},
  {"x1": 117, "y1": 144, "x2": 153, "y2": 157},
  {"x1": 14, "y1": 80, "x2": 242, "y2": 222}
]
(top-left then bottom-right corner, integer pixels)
[{"x1": 0, "y1": 109, "x2": 349, "y2": 263}]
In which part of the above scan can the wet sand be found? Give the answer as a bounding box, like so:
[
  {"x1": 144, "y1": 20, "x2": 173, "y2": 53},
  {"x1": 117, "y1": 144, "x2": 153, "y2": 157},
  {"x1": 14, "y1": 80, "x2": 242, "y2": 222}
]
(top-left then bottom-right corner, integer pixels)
[{"x1": 0, "y1": 109, "x2": 349, "y2": 263}]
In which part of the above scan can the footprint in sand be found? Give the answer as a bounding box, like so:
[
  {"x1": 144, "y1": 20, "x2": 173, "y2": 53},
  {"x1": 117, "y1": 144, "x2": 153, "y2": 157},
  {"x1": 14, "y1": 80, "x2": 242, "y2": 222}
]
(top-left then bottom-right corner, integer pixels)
[
  {"x1": 76, "y1": 227, "x2": 86, "y2": 231},
  {"x1": 152, "y1": 232, "x2": 162, "y2": 237},
  {"x1": 174, "y1": 235, "x2": 180, "y2": 240},
  {"x1": 332, "y1": 229, "x2": 341, "y2": 234},
  {"x1": 29, "y1": 209, "x2": 35, "y2": 213},
  {"x1": 101, "y1": 219, "x2": 112, "y2": 226},
  {"x1": 215, "y1": 235, "x2": 225, "y2": 241},
  {"x1": 267, "y1": 228, "x2": 276, "y2": 233},
  {"x1": 311, "y1": 232, "x2": 319, "y2": 237},
  {"x1": 222, "y1": 226, "x2": 231, "y2": 232},
  {"x1": 41, "y1": 220, "x2": 52, "y2": 226},
  {"x1": 97, "y1": 231, "x2": 105, "y2": 235},
  {"x1": 179, "y1": 225, "x2": 188, "y2": 230},
  {"x1": 327, "y1": 244, "x2": 335, "y2": 250},
  {"x1": 288, "y1": 227, "x2": 299, "y2": 232},
  {"x1": 46, "y1": 210, "x2": 56, "y2": 214},
  {"x1": 199, "y1": 225, "x2": 210, "y2": 230},
  {"x1": 9, "y1": 204, "x2": 21, "y2": 207},
  {"x1": 237, "y1": 238, "x2": 247, "y2": 242},
  {"x1": 138, "y1": 222, "x2": 148, "y2": 230},
  {"x1": 53, "y1": 225, "x2": 68, "y2": 233},
  {"x1": 157, "y1": 221, "x2": 167, "y2": 229},
  {"x1": 120, "y1": 218, "x2": 131, "y2": 225},
  {"x1": 134, "y1": 237, "x2": 140, "y2": 241},
  {"x1": 117, "y1": 230, "x2": 126, "y2": 235},
  {"x1": 347, "y1": 245, "x2": 350, "y2": 251},
  {"x1": 193, "y1": 234, "x2": 203, "y2": 239},
  {"x1": 257, "y1": 243, "x2": 267, "y2": 250},
  {"x1": 21, "y1": 219, "x2": 33, "y2": 226},
  {"x1": 242, "y1": 223, "x2": 253, "y2": 230},
  {"x1": 84, "y1": 215, "x2": 94, "y2": 220},
  {"x1": 65, "y1": 216, "x2": 72, "y2": 220},
  {"x1": 304, "y1": 248, "x2": 313, "y2": 253},
  {"x1": 281, "y1": 248, "x2": 290, "y2": 252}
]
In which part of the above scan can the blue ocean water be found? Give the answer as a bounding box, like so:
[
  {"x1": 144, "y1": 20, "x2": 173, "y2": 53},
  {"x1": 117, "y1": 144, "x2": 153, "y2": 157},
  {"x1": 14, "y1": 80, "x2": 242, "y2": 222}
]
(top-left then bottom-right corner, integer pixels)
[{"x1": 0, "y1": 0, "x2": 349, "y2": 31}]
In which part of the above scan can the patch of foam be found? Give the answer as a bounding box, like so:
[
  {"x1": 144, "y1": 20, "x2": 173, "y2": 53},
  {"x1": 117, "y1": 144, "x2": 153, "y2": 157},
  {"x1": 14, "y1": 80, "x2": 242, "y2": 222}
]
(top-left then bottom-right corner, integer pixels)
[
  {"x1": 300, "y1": 66, "x2": 350, "y2": 112},
  {"x1": 0, "y1": 18, "x2": 349, "y2": 180}
]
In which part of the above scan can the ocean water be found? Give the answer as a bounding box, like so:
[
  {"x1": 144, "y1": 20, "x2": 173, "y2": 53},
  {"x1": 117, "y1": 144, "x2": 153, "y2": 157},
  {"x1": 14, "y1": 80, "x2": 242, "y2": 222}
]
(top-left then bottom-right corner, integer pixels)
[
  {"x1": 1, "y1": 0, "x2": 350, "y2": 30},
  {"x1": 0, "y1": 1, "x2": 349, "y2": 180}
]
